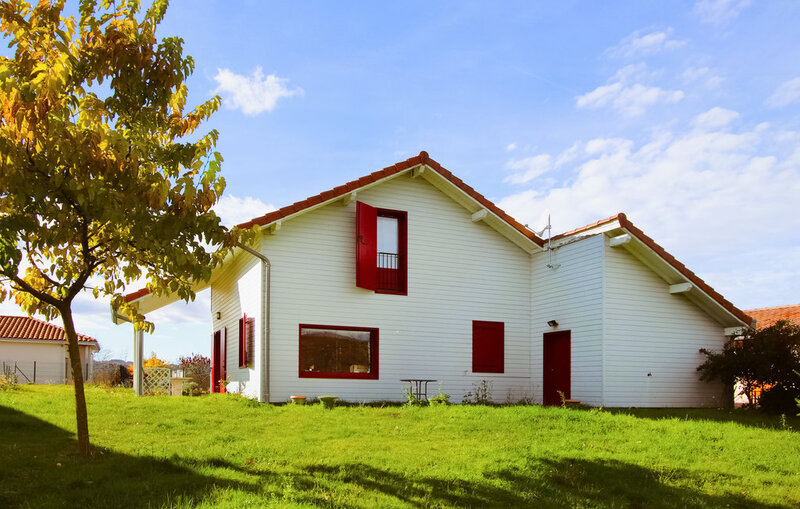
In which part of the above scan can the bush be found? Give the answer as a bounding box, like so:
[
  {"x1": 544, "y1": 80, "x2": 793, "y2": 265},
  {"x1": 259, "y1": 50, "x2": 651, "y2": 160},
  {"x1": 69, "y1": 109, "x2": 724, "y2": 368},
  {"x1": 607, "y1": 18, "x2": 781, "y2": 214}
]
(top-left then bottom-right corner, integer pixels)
[
  {"x1": 319, "y1": 395, "x2": 338, "y2": 409},
  {"x1": 759, "y1": 386, "x2": 800, "y2": 414},
  {"x1": 179, "y1": 354, "x2": 210, "y2": 396},
  {"x1": 0, "y1": 368, "x2": 19, "y2": 391},
  {"x1": 462, "y1": 380, "x2": 492, "y2": 405},
  {"x1": 698, "y1": 320, "x2": 800, "y2": 412},
  {"x1": 91, "y1": 363, "x2": 131, "y2": 387}
]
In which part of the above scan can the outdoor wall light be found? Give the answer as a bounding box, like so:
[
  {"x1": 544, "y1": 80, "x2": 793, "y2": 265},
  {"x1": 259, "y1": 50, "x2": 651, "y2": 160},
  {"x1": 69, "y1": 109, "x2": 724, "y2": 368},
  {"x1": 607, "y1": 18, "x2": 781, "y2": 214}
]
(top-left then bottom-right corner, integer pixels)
[
  {"x1": 216, "y1": 311, "x2": 221, "y2": 320},
  {"x1": 547, "y1": 320, "x2": 558, "y2": 327}
]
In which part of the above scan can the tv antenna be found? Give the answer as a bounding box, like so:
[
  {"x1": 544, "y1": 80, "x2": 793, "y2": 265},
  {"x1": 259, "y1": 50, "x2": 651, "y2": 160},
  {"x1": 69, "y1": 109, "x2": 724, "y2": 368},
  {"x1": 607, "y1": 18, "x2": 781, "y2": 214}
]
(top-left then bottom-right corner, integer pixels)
[{"x1": 534, "y1": 214, "x2": 560, "y2": 269}]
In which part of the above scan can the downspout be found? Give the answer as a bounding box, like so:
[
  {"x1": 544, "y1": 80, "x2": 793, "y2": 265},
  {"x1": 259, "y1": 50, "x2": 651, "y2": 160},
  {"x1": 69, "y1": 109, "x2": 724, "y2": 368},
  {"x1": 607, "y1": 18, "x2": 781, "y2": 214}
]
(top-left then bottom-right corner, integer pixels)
[{"x1": 240, "y1": 244, "x2": 271, "y2": 403}]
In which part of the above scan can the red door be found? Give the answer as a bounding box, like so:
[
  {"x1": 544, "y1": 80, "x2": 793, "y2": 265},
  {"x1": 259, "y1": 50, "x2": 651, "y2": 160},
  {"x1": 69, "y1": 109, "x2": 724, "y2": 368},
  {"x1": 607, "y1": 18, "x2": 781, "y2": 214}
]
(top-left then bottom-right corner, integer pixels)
[
  {"x1": 543, "y1": 330, "x2": 571, "y2": 406},
  {"x1": 212, "y1": 330, "x2": 223, "y2": 393}
]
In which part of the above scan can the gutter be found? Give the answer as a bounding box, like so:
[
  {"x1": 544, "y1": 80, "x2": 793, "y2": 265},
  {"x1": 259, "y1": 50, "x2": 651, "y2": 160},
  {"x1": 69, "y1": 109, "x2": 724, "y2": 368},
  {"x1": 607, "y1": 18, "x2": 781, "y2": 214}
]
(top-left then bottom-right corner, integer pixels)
[{"x1": 240, "y1": 244, "x2": 271, "y2": 404}]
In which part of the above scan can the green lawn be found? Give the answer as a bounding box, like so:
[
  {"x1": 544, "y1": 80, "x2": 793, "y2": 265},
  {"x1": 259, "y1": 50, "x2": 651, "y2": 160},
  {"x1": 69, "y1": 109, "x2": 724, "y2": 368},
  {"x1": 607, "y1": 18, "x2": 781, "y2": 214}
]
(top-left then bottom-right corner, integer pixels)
[{"x1": 1, "y1": 385, "x2": 799, "y2": 508}]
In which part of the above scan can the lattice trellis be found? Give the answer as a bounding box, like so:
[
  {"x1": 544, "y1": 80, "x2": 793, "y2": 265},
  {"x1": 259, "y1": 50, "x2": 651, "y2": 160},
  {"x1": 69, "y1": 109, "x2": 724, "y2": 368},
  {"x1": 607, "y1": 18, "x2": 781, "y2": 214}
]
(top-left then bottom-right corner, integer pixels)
[{"x1": 143, "y1": 367, "x2": 171, "y2": 395}]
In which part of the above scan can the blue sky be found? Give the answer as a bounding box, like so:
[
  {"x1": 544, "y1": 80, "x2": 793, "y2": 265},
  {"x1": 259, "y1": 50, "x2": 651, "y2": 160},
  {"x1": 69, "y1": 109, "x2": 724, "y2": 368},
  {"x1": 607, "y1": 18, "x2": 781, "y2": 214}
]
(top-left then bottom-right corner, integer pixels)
[{"x1": 3, "y1": 0, "x2": 800, "y2": 362}]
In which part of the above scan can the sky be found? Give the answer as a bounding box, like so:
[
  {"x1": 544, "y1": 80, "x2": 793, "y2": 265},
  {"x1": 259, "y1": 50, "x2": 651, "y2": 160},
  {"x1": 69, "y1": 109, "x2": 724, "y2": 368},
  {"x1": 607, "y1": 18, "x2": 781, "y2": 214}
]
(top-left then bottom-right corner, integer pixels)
[{"x1": 2, "y1": 0, "x2": 799, "y2": 362}]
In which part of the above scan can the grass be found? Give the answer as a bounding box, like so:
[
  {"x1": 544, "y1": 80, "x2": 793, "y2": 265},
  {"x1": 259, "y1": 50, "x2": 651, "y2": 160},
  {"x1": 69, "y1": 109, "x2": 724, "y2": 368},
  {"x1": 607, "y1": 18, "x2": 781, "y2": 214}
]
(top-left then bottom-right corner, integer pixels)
[{"x1": 1, "y1": 385, "x2": 799, "y2": 508}]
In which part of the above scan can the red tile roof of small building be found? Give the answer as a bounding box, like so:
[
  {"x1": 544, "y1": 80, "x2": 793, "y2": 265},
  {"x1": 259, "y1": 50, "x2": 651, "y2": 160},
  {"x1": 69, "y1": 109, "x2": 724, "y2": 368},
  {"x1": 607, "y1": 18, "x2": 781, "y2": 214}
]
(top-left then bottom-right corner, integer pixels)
[
  {"x1": 745, "y1": 304, "x2": 800, "y2": 329},
  {"x1": 0, "y1": 315, "x2": 98, "y2": 344}
]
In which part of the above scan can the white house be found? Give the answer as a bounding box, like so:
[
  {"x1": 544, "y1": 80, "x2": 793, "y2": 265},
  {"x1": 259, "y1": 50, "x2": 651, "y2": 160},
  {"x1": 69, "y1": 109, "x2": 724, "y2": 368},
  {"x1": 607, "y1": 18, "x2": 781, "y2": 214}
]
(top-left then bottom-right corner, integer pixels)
[
  {"x1": 116, "y1": 152, "x2": 752, "y2": 407},
  {"x1": 0, "y1": 315, "x2": 99, "y2": 384}
]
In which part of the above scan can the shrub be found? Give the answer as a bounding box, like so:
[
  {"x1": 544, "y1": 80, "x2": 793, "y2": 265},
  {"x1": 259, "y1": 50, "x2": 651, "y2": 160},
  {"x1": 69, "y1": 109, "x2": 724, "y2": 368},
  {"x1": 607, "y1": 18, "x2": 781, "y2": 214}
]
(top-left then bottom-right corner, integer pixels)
[
  {"x1": 0, "y1": 368, "x2": 19, "y2": 391},
  {"x1": 319, "y1": 395, "x2": 338, "y2": 409},
  {"x1": 92, "y1": 363, "x2": 131, "y2": 387},
  {"x1": 429, "y1": 387, "x2": 451, "y2": 406},
  {"x1": 463, "y1": 380, "x2": 492, "y2": 405},
  {"x1": 179, "y1": 354, "x2": 210, "y2": 395},
  {"x1": 402, "y1": 385, "x2": 424, "y2": 406},
  {"x1": 759, "y1": 386, "x2": 800, "y2": 414},
  {"x1": 698, "y1": 320, "x2": 800, "y2": 412}
]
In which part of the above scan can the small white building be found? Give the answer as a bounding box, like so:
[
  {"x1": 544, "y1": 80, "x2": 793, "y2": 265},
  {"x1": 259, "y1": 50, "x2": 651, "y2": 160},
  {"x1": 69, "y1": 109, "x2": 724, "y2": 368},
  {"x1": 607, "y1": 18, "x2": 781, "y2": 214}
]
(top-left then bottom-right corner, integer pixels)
[
  {"x1": 0, "y1": 315, "x2": 98, "y2": 384},
  {"x1": 117, "y1": 152, "x2": 752, "y2": 407}
]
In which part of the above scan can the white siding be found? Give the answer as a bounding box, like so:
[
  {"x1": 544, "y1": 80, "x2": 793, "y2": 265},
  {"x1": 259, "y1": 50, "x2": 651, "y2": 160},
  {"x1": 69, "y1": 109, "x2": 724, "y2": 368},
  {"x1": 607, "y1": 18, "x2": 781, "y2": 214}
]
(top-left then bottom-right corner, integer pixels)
[
  {"x1": 0, "y1": 341, "x2": 70, "y2": 384},
  {"x1": 603, "y1": 237, "x2": 727, "y2": 407},
  {"x1": 531, "y1": 235, "x2": 605, "y2": 405},
  {"x1": 210, "y1": 251, "x2": 262, "y2": 399},
  {"x1": 250, "y1": 174, "x2": 531, "y2": 403}
]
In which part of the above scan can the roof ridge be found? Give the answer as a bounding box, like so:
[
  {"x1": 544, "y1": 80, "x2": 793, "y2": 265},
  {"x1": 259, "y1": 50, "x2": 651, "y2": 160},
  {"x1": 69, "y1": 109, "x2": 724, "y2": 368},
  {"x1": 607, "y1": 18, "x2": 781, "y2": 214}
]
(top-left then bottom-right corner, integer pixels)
[
  {"x1": 745, "y1": 303, "x2": 800, "y2": 311},
  {"x1": 0, "y1": 315, "x2": 98, "y2": 344},
  {"x1": 235, "y1": 151, "x2": 544, "y2": 246}
]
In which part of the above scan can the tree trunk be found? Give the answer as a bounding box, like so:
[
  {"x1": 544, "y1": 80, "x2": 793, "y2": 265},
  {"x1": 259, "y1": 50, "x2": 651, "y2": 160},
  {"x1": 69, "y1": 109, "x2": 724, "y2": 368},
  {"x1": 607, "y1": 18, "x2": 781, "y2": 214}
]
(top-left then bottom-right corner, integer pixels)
[{"x1": 60, "y1": 309, "x2": 91, "y2": 456}]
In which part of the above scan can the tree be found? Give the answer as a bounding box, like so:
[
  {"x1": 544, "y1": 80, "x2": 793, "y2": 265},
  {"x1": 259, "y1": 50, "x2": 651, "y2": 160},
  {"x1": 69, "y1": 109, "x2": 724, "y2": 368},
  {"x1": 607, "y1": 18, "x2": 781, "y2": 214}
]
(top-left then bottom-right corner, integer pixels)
[
  {"x1": 698, "y1": 320, "x2": 800, "y2": 412},
  {"x1": 143, "y1": 352, "x2": 168, "y2": 368},
  {"x1": 0, "y1": 0, "x2": 249, "y2": 455}
]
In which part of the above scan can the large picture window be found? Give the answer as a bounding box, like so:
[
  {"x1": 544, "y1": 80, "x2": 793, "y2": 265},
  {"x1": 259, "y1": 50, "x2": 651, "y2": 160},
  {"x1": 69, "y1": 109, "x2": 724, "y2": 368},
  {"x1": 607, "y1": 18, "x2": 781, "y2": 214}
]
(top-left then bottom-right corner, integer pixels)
[{"x1": 299, "y1": 324, "x2": 379, "y2": 379}]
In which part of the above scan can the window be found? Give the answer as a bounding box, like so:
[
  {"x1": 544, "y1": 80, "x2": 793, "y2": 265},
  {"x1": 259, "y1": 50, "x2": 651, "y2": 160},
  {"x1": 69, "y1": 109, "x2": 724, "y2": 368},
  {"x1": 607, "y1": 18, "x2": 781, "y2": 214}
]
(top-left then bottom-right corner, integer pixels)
[
  {"x1": 299, "y1": 324, "x2": 379, "y2": 379},
  {"x1": 356, "y1": 201, "x2": 407, "y2": 294},
  {"x1": 238, "y1": 314, "x2": 254, "y2": 368},
  {"x1": 472, "y1": 321, "x2": 504, "y2": 373}
]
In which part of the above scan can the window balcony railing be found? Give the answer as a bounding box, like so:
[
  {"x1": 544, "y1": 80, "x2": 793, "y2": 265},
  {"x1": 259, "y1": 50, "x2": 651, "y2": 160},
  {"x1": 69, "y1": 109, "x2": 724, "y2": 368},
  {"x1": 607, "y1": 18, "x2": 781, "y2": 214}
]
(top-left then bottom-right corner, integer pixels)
[{"x1": 377, "y1": 252, "x2": 401, "y2": 291}]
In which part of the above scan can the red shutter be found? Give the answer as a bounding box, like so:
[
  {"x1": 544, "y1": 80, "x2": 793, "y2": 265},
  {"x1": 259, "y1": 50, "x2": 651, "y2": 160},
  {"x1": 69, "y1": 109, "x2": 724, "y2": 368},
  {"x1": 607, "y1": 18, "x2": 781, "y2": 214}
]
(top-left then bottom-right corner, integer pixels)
[
  {"x1": 221, "y1": 327, "x2": 227, "y2": 393},
  {"x1": 212, "y1": 330, "x2": 221, "y2": 393},
  {"x1": 238, "y1": 315, "x2": 247, "y2": 368},
  {"x1": 472, "y1": 321, "x2": 504, "y2": 373},
  {"x1": 356, "y1": 201, "x2": 377, "y2": 290},
  {"x1": 246, "y1": 317, "x2": 255, "y2": 365}
]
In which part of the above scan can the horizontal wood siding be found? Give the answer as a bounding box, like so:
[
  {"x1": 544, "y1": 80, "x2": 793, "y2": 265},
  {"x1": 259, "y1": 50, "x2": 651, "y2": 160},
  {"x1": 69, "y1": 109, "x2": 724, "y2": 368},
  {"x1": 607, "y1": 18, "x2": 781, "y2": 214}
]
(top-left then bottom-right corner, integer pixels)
[
  {"x1": 603, "y1": 237, "x2": 726, "y2": 407},
  {"x1": 531, "y1": 235, "x2": 604, "y2": 405},
  {"x1": 260, "y1": 174, "x2": 531, "y2": 403},
  {"x1": 210, "y1": 251, "x2": 262, "y2": 399}
]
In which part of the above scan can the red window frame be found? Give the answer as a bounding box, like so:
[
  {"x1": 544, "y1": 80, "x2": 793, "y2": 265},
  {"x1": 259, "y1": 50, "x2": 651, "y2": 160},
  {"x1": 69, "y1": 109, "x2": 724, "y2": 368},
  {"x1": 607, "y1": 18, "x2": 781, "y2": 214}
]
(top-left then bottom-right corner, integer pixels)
[
  {"x1": 355, "y1": 201, "x2": 407, "y2": 295},
  {"x1": 376, "y1": 208, "x2": 407, "y2": 295},
  {"x1": 472, "y1": 320, "x2": 504, "y2": 373},
  {"x1": 298, "y1": 323, "x2": 379, "y2": 380}
]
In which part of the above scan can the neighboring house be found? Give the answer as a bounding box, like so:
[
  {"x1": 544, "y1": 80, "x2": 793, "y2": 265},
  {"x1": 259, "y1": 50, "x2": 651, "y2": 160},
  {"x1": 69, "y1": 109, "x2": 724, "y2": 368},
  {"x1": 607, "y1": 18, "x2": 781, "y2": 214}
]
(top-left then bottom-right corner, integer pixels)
[
  {"x1": 745, "y1": 304, "x2": 800, "y2": 328},
  {"x1": 117, "y1": 152, "x2": 753, "y2": 407},
  {"x1": 0, "y1": 315, "x2": 99, "y2": 384}
]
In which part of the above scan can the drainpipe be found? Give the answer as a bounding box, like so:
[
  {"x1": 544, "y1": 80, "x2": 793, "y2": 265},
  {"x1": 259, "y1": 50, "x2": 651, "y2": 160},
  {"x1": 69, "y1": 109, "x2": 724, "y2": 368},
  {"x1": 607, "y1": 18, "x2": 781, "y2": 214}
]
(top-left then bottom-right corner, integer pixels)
[{"x1": 240, "y1": 244, "x2": 271, "y2": 404}]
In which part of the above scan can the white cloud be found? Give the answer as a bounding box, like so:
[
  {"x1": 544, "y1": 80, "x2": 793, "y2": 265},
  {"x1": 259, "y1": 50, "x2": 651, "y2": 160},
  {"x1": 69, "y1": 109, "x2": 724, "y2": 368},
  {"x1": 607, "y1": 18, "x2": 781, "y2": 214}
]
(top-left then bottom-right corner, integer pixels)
[
  {"x1": 607, "y1": 28, "x2": 686, "y2": 58},
  {"x1": 213, "y1": 67, "x2": 302, "y2": 115},
  {"x1": 681, "y1": 67, "x2": 723, "y2": 89},
  {"x1": 694, "y1": 0, "x2": 751, "y2": 24},
  {"x1": 498, "y1": 118, "x2": 800, "y2": 269},
  {"x1": 506, "y1": 142, "x2": 518, "y2": 151},
  {"x1": 692, "y1": 107, "x2": 739, "y2": 130},
  {"x1": 505, "y1": 144, "x2": 583, "y2": 185},
  {"x1": 766, "y1": 77, "x2": 800, "y2": 108},
  {"x1": 505, "y1": 155, "x2": 552, "y2": 184},
  {"x1": 213, "y1": 195, "x2": 276, "y2": 227},
  {"x1": 576, "y1": 64, "x2": 684, "y2": 117}
]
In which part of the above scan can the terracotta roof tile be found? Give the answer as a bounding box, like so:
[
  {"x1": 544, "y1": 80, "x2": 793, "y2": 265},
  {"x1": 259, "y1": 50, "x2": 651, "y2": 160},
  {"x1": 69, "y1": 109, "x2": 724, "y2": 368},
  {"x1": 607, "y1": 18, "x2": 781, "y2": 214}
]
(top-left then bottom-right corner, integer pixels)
[
  {"x1": 0, "y1": 315, "x2": 98, "y2": 344},
  {"x1": 551, "y1": 214, "x2": 620, "y2": 241},
  {"x1": 234, "y1": 151, "x2": 544, "y2": 247},
  {"x1": 745, "y1": 304, "x2": 800, "y2": 329}
]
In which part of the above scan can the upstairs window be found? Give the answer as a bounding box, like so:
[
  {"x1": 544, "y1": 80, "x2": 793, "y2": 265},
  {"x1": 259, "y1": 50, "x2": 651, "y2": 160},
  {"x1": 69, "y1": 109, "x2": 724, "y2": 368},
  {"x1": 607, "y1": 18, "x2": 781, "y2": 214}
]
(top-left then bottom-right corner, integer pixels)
[
  {"x1": 299, "y1": 324, "x2": 379, "y2": 379},
  {"x1": 356, "y1": 201, "x2": 407, "y2": 294}
]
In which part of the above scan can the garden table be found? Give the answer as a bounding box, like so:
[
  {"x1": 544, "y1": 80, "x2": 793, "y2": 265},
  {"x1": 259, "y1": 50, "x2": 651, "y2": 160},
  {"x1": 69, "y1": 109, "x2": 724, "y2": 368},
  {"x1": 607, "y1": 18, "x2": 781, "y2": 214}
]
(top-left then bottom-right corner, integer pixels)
[{"x1": 400, "y1": 379, "x2": 437, "y2": 402}]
